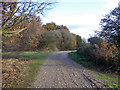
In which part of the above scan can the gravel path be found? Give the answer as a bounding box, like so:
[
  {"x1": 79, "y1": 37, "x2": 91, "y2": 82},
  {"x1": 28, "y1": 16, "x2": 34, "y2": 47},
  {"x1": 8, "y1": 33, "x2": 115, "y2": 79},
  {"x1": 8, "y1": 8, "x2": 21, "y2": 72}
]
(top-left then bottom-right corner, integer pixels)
[{"x1": 33, "y1": 51, "x2": 109, "y2": 88}]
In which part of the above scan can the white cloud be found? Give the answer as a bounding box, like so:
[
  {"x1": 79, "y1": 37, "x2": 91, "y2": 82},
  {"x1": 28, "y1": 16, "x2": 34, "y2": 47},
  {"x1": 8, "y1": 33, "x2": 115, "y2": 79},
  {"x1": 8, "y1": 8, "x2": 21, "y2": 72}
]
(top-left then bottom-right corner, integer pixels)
[
  {"x1": 104, "y1": 0, "x2": 119, "y2": 13},
  {"x1": 58, "y1": 0, "x2": 105, "y2": 3},
  {"x1": 70, "y1": 27, "x2": 96, "y2": 39},
  {"x1": 43, "y1": 14, "x2": 102, "y2": 26},
  {"x1": 42, "y1": 14, "x2": 102, "y2": 39},
  {"x1": 42, "y1": 0, "x2": 120, "y2": 39}
]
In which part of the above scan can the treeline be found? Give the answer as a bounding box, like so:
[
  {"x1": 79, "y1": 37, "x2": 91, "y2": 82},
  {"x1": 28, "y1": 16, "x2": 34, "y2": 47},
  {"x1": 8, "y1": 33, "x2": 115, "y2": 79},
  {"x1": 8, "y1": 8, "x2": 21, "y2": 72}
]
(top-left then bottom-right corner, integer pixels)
[
  {"x1": 3, "y1": 20, "x2": 83, "y2": 51},
  {"x1": 77, "y1": 6, "x2": 120, "y2": 73},
  {"x1": 2, "y1": 1, "x2": 83, "y2": 52}
]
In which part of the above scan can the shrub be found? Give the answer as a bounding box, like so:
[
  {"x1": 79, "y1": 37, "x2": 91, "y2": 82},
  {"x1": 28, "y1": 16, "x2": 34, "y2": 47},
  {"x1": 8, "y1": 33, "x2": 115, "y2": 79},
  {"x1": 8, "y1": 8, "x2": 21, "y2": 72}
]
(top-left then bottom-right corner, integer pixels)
[
  {"x1": 77, "y1": 40, "x2": 120, "y2": 73},
  {"x1": 94, "y1": 40, "x2": 119, "y2": 71}
]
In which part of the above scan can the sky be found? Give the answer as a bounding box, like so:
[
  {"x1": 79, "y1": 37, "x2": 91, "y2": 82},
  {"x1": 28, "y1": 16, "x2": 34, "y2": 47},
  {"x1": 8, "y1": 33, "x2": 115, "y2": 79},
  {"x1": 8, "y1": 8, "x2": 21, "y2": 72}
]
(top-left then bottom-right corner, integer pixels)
[{"x1": 42, "y1": 0, "x2": 120, "y2": 39}]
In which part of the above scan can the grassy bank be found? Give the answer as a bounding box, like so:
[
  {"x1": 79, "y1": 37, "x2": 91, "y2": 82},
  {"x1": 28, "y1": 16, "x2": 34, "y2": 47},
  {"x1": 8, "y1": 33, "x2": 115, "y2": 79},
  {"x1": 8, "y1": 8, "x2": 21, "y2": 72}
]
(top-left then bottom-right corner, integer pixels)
[
  {"x1": 68, "y1": 51, "x2": 120, "y2": 89},
  {"x1": 2, "y1": 52, "x2": 51, "y2": 88},
  {"x1": 68, "y1": 52, "x2": 94, "y2": 68}
]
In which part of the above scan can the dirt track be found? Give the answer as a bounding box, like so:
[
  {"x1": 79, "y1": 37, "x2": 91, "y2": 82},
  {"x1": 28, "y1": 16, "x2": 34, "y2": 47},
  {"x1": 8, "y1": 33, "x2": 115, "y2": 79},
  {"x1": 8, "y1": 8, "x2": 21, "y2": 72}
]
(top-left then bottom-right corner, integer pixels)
[{"x1": 33, "y1": 51, "x2": 109, "y2": 88}]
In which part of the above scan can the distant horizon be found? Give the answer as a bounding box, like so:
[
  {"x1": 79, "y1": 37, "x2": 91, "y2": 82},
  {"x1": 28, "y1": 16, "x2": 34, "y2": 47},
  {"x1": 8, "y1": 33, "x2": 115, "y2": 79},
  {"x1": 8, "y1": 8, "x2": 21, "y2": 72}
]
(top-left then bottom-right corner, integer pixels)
[{"x1": 42, "y1": 0, "x2": 119, "y2": 40}]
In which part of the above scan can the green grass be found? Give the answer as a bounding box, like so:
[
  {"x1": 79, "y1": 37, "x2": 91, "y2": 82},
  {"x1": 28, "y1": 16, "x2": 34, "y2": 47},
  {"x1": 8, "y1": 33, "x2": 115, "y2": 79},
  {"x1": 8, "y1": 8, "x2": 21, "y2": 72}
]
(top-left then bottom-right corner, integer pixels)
[
  {"x1": 89, "y1": 71, "x2": 120, "y2": 89},
  {"x1": 68, "y1": 51, "x2": 120, "y2": 89},
  {"x1": 3, "y1": 51, "x2": 51, "y2": 60},
  {"x1": 2, "y1": 51, "x2": 52, "y2": 88},
  {"x1": 68, "y1": 52, "x2": 93, "y2": 66},
  {"x1": 90, "y1": 71, "x2": 118, "y2": 82}
]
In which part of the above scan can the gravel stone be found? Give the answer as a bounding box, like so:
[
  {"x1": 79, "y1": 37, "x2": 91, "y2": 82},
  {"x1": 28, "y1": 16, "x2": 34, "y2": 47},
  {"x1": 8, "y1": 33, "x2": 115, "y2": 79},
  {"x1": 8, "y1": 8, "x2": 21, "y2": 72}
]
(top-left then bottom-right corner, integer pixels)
[{"x1": 33, "y1": 51, "x2": 109, "y2": 88}]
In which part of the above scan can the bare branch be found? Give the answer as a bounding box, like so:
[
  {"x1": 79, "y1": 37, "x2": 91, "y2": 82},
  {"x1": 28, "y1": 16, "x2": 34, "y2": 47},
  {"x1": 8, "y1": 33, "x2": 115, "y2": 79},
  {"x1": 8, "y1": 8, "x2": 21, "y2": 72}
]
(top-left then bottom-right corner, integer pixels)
[{"x1": 2, "y1": 1, "x2": 55, "y2": 36}]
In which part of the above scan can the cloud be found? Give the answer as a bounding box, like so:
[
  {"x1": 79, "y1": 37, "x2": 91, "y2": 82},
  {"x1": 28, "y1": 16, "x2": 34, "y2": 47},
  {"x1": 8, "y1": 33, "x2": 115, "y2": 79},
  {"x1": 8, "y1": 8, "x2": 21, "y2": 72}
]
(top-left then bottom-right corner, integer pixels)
[
  {"x1": 59, "y1": 0, "x2": 105, "y2": 3},
  {"x1": 43, "y1": 14, "x2": 102, "y2": 26},
  {"x1": 70, "y1": 27, "x2": 96, "y2": 39},
  {"x1": 67, "y1": 24, "x2": 92, "y2": 29},
  {"x1": 42, "y1": 0, "x2": 118, "y2": 39},
  {"x1": 104, "y1": 0, "x2": 119, "y2": 12},
  {"x1": 42, "y1": 14, "x2": 102, "y2": 39}
]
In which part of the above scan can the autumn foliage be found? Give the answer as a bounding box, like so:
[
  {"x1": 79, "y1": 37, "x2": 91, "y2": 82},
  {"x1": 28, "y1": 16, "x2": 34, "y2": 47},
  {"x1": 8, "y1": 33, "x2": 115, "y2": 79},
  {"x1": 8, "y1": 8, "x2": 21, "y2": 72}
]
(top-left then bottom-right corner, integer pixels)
[
  {"x1": 2, "y1": 1, "x2": 54, "y2": 36},
  {"x1": 77, "y1": 39, "x2": 120, "y2": 73},
  {"x1": 3, "y1": 18, "x2": 82, "y2": 51}
]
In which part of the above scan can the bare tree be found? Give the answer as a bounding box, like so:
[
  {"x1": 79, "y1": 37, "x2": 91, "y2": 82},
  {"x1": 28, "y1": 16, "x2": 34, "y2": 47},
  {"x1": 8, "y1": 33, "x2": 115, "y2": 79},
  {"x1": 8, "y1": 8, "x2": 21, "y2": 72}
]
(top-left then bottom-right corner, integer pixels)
[{"x1": 1, "y1": 0, "x2": 55, "y2": 36}]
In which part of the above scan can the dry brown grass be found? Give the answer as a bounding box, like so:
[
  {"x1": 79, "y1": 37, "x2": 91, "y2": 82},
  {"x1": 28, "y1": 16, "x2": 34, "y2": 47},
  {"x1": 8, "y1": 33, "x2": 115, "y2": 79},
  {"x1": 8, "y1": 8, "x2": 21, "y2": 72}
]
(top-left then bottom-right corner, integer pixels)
[{"x1": 2, "y1": 58, "x2": 31, "y2": 88}]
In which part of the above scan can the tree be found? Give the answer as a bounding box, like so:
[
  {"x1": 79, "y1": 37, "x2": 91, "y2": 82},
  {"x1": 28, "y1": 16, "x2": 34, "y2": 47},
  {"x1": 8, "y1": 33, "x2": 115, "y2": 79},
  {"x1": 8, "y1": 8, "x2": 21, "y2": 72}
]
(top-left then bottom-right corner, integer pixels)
[
  {"x1": 59, "y1": 25, "x2": 70, "y2": 32},
  {"x1": 37, "y1": 31, "x2": 56, "y2": 50},
  {"x1": 76, "y1": 35, "x2": 82, "y2": 49},
  {"x1": 2, "y1": 15, "x2": 45, "y2": 51},
  {"x1": 88, "y1": 37, "x2": 103, "y2": 47},
  {"x1": 42, "y1": 22, "x2": 60, "y2": 31},
  {"x1": 59, "y1": 30, "x2": 76, "y2": 50},
  {"x1": 1, "y1": 1, "x2": 55, "y2": 36},
  {"x1": 99, "y1": 5, "x2": 120, "y2": 48},
  {"x1": 42, "y1": 22, "x2": 70, "y2": 32}
]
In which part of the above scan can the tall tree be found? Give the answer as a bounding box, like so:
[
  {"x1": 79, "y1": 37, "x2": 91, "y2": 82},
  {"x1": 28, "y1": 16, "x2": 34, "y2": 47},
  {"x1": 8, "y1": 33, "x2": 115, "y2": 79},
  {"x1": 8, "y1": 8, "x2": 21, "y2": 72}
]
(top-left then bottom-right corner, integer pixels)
[
  {"x1": 42, "y1": 22, "x2": 70, "y2": 32},
  {"x1": 1, "y1": 0, "x2": 55, "y2": 36},
  {"x1": 76, "y1": 35, "x2": 82, "y2": 49},
  {"x1": 2, "y1": 15, "x2": 45, "y2": 51},
  {"x1": 99, "y1": 5, "x2": 120, "y2": 48},
  {"x1": 88, "y1": 37, "x2": 103, "y2": 47},
  {"x1": 42, "y1": 22, "x2": 59, "y2": 31}
]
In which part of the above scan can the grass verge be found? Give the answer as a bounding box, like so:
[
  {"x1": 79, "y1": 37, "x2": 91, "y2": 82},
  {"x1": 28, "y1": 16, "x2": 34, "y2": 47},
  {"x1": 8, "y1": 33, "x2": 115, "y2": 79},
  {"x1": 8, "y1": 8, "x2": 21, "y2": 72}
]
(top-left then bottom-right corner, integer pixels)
[
  {"x1": 89, "y1": 71, "x2": 119, "y2": 88},
  {"x1": 2, "y1": 51, "x2": 52, "y2": 88},
  {"x1": 68, "y1": 51, "x2": 94, "y2": 68},
  {"x1": 68, "y1": 51, "x2": 120, "y2": 89}
]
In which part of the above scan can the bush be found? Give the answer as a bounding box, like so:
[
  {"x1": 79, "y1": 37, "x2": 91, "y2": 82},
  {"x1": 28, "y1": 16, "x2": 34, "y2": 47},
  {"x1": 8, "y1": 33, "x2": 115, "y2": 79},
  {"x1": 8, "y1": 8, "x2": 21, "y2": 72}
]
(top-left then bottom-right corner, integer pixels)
[
  {"x1": 77, "y1": 40, "x2": 120, "y2": 73},
  {"x1": 94, "y1": 40, "x2": 119, "y2": 71}
]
